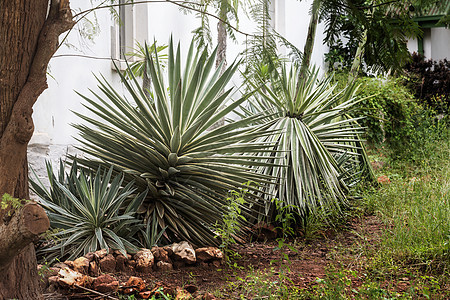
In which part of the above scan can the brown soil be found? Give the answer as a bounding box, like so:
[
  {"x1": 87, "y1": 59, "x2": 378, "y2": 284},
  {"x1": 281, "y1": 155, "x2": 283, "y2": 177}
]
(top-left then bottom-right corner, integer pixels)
[{"x1": 45, "y1": 214, "x2": 396, "y2": 299}]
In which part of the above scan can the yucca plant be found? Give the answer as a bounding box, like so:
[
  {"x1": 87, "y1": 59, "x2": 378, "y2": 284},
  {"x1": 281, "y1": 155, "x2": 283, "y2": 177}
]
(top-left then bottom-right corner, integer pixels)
[
  {"x1": 30, "y1": 161, "x2": 146, "y2": 261},
  {"x1": 72, "y1": 38, "x2": 276, "y2": 246},
  {"x1": 242, "y1": 65, "x2": 374, "y2": 221}
]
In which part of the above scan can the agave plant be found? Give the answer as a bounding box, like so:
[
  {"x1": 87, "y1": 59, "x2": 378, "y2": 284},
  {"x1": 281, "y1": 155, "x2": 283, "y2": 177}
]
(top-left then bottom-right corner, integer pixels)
[
  {"x1": 72, "y1": 38, "x2": 276, "y2": 246},
  {"x1": 242, "y1": 65, "x2": 374, "y2": 220},
  {"x1": 30, "y1": 161, "x2": 146, "y2": 261}
]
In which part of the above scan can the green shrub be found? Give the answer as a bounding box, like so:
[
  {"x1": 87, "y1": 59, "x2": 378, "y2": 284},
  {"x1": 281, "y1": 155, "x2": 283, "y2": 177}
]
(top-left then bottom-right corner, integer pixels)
[
  {"x1": 30, "y1": 161, "x2": 146, "y2": 261},
  {"x1": 334, "y1": 74, "x2": 420, "y2": 147}
]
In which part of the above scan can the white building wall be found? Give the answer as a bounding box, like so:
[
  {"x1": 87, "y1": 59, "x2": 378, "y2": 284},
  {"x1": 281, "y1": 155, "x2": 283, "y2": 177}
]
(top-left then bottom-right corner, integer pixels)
[
  {"x1": 29, "y1": 0, "x2": 327, "y2": 185},
  {"x1": 430, "y1": 27, "x2": 450, "y2": 60}
]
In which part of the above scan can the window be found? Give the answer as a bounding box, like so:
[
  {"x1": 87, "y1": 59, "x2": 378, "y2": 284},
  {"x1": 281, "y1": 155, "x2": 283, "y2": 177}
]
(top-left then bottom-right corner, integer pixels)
[{"x1": 111, "y1": 0, "x2": 148, "y2": 69}]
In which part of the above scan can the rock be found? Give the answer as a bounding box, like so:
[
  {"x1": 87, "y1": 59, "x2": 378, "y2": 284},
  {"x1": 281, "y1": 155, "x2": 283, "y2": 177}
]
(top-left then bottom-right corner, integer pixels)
[
  {"x1": 156, "y1": 261, "x2": 173, "y2": 271},
  {"x1": 125, "y1": 276, "x2": 146, "y2": 292},
  {"x1": 84, "y1": 252, "x2": 95, "y2": 262},
  {"x1": 184, "y1": 284, "x2": 198, "y2": 294},
  {"x1": 377, "y1": 175, "x2": 391, "y2": 184},
  {"x1": 48, "y1": 275, "x2": 59, "y2": 286},
  {"x1": 195, "y1": 247, "x2": 223, "y2": 262},
  {"x1": 152, "y1": 247, "x2": 170, "y2": 262},
  {"x1": 63, "y1": 260, "x2": 74, "y2": 268},
  {"x1": 163, "y1": 245, "x2": 174, "y2": 256},
  {"x1": 128, "y1": 259, "x2": 137, "y2": 268},
  {"x1": 99, "y1": 254, "x2": 116, "y2": 273},
  {"x1": 73, "y1": 257, "x2": 90, "y2": 274},
  {"x1": 172, "y1": 241, "x2": 196, "y2": 264},
  {"x1": 134, "y1": 249, "x2": 154, "y2": 273},
  {"x1": 58, "y1": 268, "x2": 86, "y2": 286},
  {"x1": 94, "y1": 248, "x2": 108, "y2": 260},
  {"x1": 89, "y1": 261, "x2": 100, "y2": 277},
  {"x1": 53, "y1": 262, "x2": 69, "y2": 269},
  {"x1": 92, "y1": 274, "x2": 119, "y2": 293},
  {"x1": 115, "y1": 253, "x2": 128, "y2": 272}
]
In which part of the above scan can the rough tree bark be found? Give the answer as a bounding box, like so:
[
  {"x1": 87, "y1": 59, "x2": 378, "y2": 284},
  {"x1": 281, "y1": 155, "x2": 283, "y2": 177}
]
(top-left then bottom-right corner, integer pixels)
[{"x1": 0, "y1": 0, "x2": 74, "y2": 298}]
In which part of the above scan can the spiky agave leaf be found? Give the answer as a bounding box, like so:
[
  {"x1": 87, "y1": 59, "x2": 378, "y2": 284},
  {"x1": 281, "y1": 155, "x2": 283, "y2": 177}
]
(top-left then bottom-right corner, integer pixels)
[
  {"x1": 72, "y1": 38, "x2": 277, "y2": 246},
  {"x1": 245, "y1": 65, "x2": 374, "y2": 220},
  {"x1": 30, "y1": 161, "x2": 146, "y2": 261}
]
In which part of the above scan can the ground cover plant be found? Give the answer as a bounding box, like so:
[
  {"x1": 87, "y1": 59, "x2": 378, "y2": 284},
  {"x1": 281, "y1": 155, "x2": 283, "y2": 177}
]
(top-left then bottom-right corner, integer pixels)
[{"x1": 72, "y1": 38, "x2": 277, "y2": 246}]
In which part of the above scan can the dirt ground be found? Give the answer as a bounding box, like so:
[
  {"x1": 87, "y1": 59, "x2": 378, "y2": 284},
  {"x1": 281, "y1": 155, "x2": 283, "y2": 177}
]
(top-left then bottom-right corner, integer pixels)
[{"x1": 47, "y1": 214, "x2": 423, "y2": 299}]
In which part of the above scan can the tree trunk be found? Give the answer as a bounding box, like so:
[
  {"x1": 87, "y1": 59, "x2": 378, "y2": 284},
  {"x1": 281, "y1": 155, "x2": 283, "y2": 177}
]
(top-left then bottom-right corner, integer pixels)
[
  {"x1": 348, "y1": 29, "x2": 367, "y2": 83},
  {"x1": 216, "y1": 8, "x2": 227, "y2": 73},
  {"x1": 298, "y1": 0, "x2": 321, "y2": 87},
  {"x1": 0, "y1": 1, "x2": 74, "y2": 298},
  {"x1": 210, "y1": 4, "x2": 228, "y2": 130}
]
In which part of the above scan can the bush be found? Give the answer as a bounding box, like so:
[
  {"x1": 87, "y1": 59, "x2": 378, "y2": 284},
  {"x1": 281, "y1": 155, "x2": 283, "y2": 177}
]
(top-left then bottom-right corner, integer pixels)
[
  {"x1": 334, "y1": 74, "x2": 421, "y2": 148},
  {"x1": 403, "y1": 52, "x2": 450, "y2": 112}
]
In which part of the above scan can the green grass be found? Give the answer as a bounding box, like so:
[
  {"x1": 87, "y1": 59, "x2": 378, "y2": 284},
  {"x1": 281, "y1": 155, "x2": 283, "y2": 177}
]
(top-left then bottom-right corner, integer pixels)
[{"x1": 363, "y1": 124, "x2": 450, "y2": 271}]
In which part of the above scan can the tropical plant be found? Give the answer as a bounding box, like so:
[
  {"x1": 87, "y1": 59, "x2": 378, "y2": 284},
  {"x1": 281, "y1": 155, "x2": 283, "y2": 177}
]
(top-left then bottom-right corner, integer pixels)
[
  {"x1": 30, "y1": 161, "x2": 147, "y2": 261},
  {"x1": 242, "y1": 66, "x2": 374, "y2": 221},
  {"x1": 125, "y1": 41, "x2": 168, "y2": 98},
  {"x1": 72, "y1": 38, "x2": 276, "y2": 246}
]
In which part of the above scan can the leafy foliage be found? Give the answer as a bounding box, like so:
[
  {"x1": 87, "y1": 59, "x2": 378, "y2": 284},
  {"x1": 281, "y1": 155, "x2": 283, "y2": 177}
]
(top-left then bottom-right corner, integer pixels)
[
  {"x1": 241, "y1": 66, "x2": 373, "y2": 221},
  {"x1": 73, "y1": 38, "x2": 276, "y2": 246},
  {"x1": 30, "y1": 161, "x2": 146, "y2": 261},
  {"x1": 403, "y1": 52, "x2": 450, "y2": 112},
  {"x1": 333, "y1": 74, "x2": 421, "y2": 147},
  {"x1": 322, "y1": 0, "x2": 426, "y2": 74}
]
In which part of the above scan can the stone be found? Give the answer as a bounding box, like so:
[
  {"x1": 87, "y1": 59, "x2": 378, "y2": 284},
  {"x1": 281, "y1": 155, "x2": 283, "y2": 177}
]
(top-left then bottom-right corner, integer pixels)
[
  {"x1": 172, "y1": 241, "x2": 196, "y2": 264},
  {"x1": 48, "y1": 275, "x2": 59, "y2": 286},
  {"x1": 84, "y1": 252, "x2": 95, "y2": 262},
  {"x1": 195, "y1": 247, "x2": 223, "y2": 262},
  {"x1": 73, "y1": 257, "x2": 90, "y2": 274},
  {"x1": 134, "y1": 249, "x2": 154, "y2": 273},
  {"x1": 125, "y1": 276, "x2": 146, "y2": 292},
  {"x1": 63, "y1": 260, "x2": 74, "y2": 268},
  {"x1": 156, "y1": 260, "x2": 173, "y2": 271},
  {"x1": 163, "y1": 245, "x2": 174, "y2": 256},
  {"x1": 152, "y1": 247, "x2": 170, "y2": 262},
  {"x1": 99, "y1": 254, "x2": 116, "y2": 273},
  {"x1": 92, "y1": 274, "x2": 119, "y2": 293},
  {"x1": 94, "y1": 248, "x2": 108, "y2": 260},
  {"x1": 58, "y1": 268, "x2": 85, "y2": 286},
  {"x1": 89, "y1": 261, "x2": 100, "y2": 277},
  {"x1": 115, "y1": 253, "x2": 128, "y2": 272},
  {"x1": 53, "y1": 262, "x2": 69, "y2": 269}
]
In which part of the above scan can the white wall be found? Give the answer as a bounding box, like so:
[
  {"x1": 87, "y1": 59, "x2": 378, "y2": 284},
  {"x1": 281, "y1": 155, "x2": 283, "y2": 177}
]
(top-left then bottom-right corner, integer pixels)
[
  {"x1": 431, "y1": 27, "x2": 450, "y2": 60},
  {"x1": 29, "y1": 0, "x2": 327, "y2": 185},
  {"x1": 406, "y1": 27, "x2": 450, "y2": 60}
]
